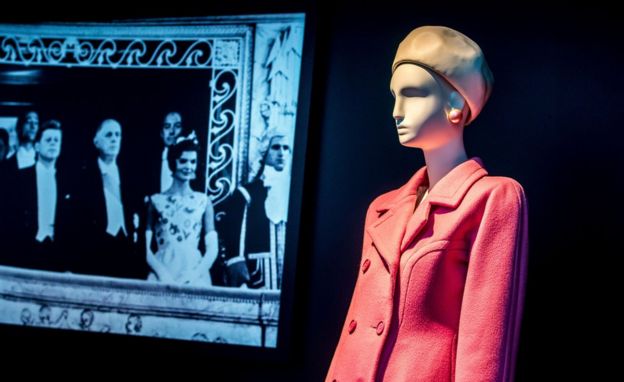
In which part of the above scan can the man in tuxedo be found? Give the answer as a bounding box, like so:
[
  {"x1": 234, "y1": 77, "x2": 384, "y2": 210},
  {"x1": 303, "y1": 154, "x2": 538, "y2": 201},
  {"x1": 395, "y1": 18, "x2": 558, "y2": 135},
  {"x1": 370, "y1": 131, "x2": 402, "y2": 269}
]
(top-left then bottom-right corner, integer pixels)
[
  {"x1": 157, "y1": 111, "x2": 184, "y2": 193},
  {"x1": 0, "y1": 125, "x2": 17, "y2": 225},
  {"x1": 76, "y1": 119, "x2": 144, "y2": 278},
  {"x1": 0, "y1": 128, "x2": 10, "y2": 186},
  {"x1": 13, "y1": 110, "x2": 40, "y2": 170},
  {"x1": 0, "y1": 111, "x2": 39, "y2": 196},
  {"x1": 6, "y1": 120, "x2": 72, "y2": 271}
]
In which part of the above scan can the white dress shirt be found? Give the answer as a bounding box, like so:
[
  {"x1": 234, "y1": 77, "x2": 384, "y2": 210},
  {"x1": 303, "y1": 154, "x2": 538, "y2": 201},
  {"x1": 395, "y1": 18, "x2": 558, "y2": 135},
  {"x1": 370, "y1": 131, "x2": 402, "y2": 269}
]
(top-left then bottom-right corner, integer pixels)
[
  {"x1": 98, "y1": 158, "x2": 127, "y2": 237},
  {"x1": 160, "y1": 147, "x2": 173, "y2": 192},
  {"x1": 17, "y1": 145, "x2": 36, "y2": 169},
  {"x1": 35, "y1": 161, "x2": 57, "y2": 242},
  {"x1": 263, "y1": 165, "x2": 291, "y2": 224}
]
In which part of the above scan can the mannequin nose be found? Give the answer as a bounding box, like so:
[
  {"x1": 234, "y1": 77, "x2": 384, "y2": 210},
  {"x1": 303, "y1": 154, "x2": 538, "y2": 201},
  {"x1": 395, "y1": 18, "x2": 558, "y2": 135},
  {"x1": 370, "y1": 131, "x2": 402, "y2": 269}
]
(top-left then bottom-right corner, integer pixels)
[
  {"x1": 393, "y1": 98, "x2": 404, "y2": 123},
  {"x1": 394, "y1": 116, "x2": 404, "y2": 127}
]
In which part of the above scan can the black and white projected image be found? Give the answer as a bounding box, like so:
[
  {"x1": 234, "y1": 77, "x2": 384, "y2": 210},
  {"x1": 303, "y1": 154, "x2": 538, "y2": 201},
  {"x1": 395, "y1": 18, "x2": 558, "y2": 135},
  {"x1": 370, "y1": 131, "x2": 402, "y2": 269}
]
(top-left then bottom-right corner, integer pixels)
[{"x1": 0, "y1": 14, "x2": 305, "y2": 347}]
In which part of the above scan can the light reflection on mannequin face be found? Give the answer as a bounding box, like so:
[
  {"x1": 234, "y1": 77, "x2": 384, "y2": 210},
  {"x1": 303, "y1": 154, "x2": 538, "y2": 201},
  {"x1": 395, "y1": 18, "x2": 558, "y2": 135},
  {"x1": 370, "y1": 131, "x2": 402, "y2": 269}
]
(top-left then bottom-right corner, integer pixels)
[{"x1": 390, "y1": 64, "x2": 462, "y2": 150}]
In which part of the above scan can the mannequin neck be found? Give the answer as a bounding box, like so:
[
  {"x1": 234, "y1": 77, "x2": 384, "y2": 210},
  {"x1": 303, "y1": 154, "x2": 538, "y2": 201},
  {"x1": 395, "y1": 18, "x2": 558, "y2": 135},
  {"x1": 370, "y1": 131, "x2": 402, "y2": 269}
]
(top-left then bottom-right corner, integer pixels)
[{"x1": 422, "y1": 136, "x2": 468, "y2": 191}]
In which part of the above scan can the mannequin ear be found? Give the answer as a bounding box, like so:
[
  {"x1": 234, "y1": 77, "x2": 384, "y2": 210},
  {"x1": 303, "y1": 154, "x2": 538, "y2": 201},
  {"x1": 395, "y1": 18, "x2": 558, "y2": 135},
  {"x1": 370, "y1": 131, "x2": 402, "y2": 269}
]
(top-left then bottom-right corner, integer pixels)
[{"x1": 447, "y1": 91, "x2": 466, "y2": 124}]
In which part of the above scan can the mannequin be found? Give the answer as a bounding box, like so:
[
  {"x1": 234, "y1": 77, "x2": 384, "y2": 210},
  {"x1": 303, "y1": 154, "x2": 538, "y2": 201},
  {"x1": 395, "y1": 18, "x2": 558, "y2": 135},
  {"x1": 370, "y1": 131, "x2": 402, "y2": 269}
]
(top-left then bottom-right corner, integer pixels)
[{"x1": 326, "y1": 26, "x2": 528, "y2": 381}]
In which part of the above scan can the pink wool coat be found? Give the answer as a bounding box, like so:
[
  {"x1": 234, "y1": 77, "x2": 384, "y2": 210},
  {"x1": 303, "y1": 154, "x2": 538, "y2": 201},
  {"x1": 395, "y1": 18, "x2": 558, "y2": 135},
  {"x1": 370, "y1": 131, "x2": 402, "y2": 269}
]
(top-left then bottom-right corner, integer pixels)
[{"x1": 326, "y1": 157, "x2": 528, "y2": 382}]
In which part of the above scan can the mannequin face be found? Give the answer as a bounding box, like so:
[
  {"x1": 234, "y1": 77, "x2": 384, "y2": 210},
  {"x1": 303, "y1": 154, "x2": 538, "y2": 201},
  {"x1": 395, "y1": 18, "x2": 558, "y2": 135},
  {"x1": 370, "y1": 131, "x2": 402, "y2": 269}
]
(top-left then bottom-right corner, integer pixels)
[{"x1": 390, "y1": 64, "x2": 463, "y2": 150}]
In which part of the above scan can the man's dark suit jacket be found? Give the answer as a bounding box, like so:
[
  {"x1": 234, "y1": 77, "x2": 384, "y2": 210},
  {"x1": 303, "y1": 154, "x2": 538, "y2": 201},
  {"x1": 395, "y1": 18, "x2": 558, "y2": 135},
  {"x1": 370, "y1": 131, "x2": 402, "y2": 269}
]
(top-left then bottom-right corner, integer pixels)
[
  {"x1": 73, "y1": 158, "x2": 146, "y2": 279},
  {"x1": 2, "y1": 164, "x2": 74, "y2": 272}
]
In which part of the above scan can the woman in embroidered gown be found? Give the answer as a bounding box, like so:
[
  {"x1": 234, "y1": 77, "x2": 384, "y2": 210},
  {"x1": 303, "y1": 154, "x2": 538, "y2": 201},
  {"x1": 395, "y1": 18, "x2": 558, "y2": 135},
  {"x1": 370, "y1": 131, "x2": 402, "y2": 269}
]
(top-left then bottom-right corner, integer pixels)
[{"x1": 145, "y1": 135, "x2": 218, "y2": 286}]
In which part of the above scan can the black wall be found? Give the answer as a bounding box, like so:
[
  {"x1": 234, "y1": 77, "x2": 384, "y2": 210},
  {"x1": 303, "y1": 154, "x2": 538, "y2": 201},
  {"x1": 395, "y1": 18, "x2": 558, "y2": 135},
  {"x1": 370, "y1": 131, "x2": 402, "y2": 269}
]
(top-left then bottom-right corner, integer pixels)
[{"x1": 2, "y1": 1, "x2": 621, "y2": 379}]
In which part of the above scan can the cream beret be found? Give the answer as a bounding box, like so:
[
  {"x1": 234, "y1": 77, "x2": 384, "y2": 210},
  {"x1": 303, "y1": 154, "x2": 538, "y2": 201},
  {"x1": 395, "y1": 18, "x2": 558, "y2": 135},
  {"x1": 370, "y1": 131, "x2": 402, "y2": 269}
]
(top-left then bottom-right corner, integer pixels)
[{"x1": 392, "y1": 26, "x2": 494, "y2": 124}]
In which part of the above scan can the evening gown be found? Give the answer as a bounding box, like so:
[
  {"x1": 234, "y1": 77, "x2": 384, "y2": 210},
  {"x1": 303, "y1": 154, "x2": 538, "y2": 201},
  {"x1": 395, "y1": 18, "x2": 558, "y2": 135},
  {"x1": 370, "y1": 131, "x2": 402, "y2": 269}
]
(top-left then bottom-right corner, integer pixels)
[{"x1": 147, "y1": 192, "x2": 209, "y2": 285}]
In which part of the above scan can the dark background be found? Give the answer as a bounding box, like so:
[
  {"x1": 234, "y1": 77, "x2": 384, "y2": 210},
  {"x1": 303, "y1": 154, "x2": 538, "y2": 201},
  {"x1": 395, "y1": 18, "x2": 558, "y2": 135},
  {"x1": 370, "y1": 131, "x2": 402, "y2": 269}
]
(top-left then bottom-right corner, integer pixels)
[{"x1": 1, "y1": 1, "x2": 621, "y2": 379}]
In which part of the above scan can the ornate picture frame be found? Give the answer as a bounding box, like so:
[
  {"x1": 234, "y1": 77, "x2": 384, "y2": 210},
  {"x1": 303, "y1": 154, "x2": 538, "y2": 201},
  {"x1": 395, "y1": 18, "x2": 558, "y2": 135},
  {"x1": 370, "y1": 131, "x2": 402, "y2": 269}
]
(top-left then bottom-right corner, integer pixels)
[{"x1": 0, "y1": 13, "x2": 306, "y2": 348}]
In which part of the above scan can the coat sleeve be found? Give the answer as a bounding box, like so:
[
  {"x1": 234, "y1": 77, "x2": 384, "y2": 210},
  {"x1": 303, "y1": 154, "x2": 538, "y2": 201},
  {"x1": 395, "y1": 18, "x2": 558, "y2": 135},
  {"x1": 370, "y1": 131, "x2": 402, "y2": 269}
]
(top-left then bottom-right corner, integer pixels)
[{"x1": 455, "y1": 180, "x2": 529, "y2": 382}]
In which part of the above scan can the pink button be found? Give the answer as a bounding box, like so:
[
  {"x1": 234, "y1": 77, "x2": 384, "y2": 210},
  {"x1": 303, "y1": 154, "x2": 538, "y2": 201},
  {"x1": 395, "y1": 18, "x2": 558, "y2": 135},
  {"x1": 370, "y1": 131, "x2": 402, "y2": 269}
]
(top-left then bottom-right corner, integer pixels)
[
  {"x1": 376, "y1": 321, "x2": 385, "y2": 335},
  {"x1": 348, "y1": 320, "x2": 357, "y2": 334},
  {"x1": 362, "y1": 258, "x2": 371, "y2": 273}
]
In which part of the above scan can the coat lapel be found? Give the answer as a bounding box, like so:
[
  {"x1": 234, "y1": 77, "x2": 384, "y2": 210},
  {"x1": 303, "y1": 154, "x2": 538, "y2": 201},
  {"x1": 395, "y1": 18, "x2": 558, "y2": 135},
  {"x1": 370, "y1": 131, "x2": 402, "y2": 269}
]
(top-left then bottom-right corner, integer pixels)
[
  {"x1": 367, "y1": 157, "x2": 489, "y2": 269},
  {"x1": 400, "y1": 195, "x2": 433, "y2": 252},
  {"x1": 366, "y1": 166, "x2": 427, "y2": 271},
  {"x1": 367, "y1": 196, "x2": 417, "y2": 271}
]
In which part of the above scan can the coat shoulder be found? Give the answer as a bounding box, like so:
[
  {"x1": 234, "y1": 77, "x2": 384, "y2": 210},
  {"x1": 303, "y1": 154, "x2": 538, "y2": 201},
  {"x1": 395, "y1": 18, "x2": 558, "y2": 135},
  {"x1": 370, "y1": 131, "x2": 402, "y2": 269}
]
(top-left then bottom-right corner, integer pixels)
[
  {"x1": 472, "y1": 175, "x2": 525, "y2": 197},
  {"x1": 468, "y1": 175, "x2": 527, "y2": 213}
]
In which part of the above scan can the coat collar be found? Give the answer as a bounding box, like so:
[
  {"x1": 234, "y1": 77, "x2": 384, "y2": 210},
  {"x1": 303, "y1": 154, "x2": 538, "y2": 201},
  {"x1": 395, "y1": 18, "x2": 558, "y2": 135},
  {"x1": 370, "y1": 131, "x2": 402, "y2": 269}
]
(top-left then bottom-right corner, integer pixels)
[
  {"x1": 374, "y1": 157, "x2": 488, "y2": 213},
  {"x1": 366, "y1": 157, "x2": 488, "y2": 272}
]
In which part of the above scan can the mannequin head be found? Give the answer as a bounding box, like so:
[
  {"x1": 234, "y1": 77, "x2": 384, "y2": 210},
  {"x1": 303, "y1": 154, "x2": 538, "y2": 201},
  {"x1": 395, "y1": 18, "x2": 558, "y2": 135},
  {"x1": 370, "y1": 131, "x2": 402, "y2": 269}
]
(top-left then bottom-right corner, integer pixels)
[
  {"x1": 391, "y1": 63, "x2": 467, "y2": 150},
  {"x1": 390, "y1": 26, "x2": 493, "y2": 151}
]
